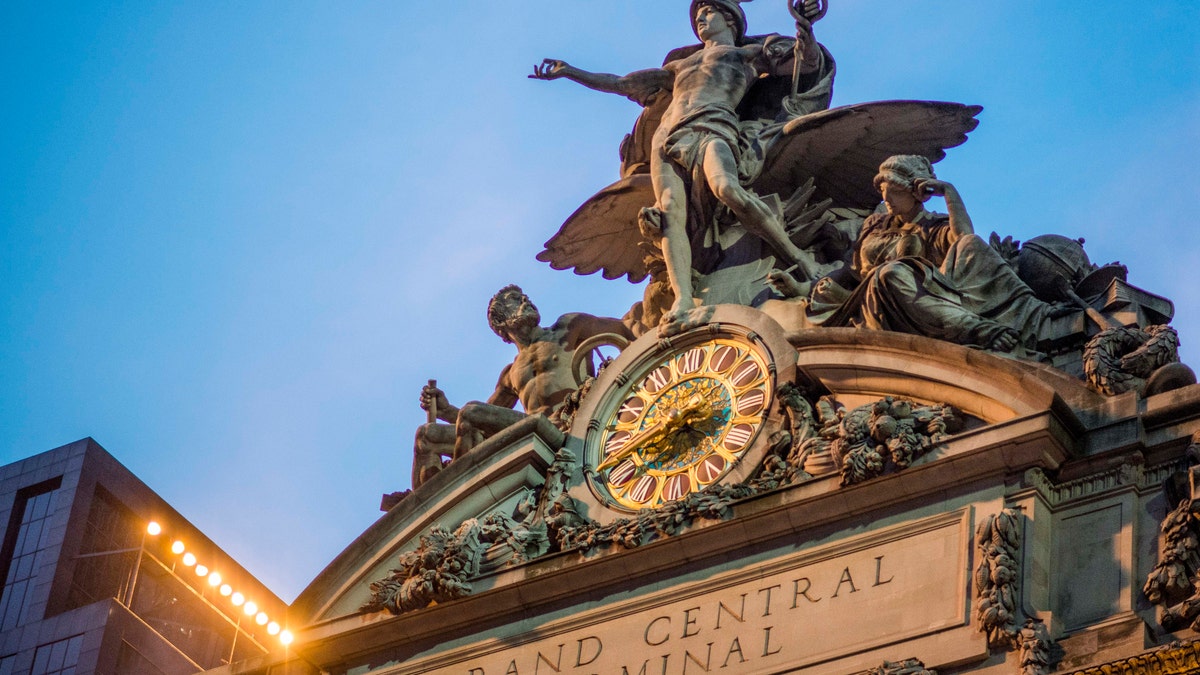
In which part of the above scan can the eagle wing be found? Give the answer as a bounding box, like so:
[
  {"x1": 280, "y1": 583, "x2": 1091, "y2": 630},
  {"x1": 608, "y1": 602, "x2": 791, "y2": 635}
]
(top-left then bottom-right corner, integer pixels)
[
  {"x1": 751, "y1": 100, "x2": 983, "y2": 210},
  {"x1": 536, "y1": 174, "x2": 656, "y2": 283}
]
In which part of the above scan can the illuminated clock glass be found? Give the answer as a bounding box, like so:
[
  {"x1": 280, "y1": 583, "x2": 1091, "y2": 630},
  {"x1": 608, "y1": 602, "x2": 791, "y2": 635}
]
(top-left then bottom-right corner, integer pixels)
[{"x1": 588, "y1": 335, "x2": 773, "y2": 511}]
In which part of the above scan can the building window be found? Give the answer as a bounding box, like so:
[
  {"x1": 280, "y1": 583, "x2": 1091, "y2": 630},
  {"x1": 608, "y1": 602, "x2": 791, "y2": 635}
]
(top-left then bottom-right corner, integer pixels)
[
  {"x1": 63, "y1": 486, "x2": 139, "y2": 611},
  {"x1": 0, "y1": 477, "x2": 62, "y2": 631},
  {"x1": 30, "y1": 634, "x2": 83, "y2": 675}
]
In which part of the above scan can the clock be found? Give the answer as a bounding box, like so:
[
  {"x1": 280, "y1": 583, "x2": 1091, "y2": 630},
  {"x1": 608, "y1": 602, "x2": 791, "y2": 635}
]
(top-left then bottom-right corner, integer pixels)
[{"x1": 569, "y1": 306, "x2": 797, "y2": 513}]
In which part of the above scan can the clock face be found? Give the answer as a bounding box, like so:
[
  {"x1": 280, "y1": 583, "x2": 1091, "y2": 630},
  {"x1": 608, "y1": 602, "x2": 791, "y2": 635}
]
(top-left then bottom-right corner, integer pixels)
[{"x1": 590, "y1": 336, "x2": 773, "y2": 511}]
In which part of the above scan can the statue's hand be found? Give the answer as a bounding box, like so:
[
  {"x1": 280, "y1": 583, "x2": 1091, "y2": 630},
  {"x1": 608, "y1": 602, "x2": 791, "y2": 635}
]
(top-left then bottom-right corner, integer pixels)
[
  {"x1": 766, "y1": 270, "x2": 810, "y2": 299},
  {"x1": 530, "y1": 59, "x2": 570, "y2": 80},
  {"x1": 419, "y1": 384, "x2": 451, "y2": 415},
  {"x1": 790, "y1": 0, "x2": 823, "y2": 35},
  {"x1": 914, "y1": 178, "x2": 952, "y2": 198}
]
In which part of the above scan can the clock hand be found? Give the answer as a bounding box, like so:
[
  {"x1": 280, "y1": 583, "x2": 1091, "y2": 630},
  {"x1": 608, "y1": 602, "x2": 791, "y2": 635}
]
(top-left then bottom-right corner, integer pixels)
[
  {"x1": 596, "y1": 395, "x2": 717, "y2": 472},
  {"x1": 595, "y1": 418, "x2": 670, "y2": 472}
]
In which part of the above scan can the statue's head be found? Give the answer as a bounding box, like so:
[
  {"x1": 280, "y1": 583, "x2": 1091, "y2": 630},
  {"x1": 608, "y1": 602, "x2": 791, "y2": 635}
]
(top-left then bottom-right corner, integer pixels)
[
  {"x1": 873, "y1": 155, "x2": 936, "y2": 203},
  {"x1": 690, "y1": 0, "x2": 747, "y2": 44},
  {"x1": 488, "y1": 284, "x2": 540, "y2": 343}
]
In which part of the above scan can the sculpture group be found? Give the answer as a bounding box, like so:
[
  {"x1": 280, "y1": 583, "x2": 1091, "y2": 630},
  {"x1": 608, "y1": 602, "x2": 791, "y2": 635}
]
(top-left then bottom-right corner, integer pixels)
[{"x1": 406, "y1": 0, "x2": 1187, "y2": 488}]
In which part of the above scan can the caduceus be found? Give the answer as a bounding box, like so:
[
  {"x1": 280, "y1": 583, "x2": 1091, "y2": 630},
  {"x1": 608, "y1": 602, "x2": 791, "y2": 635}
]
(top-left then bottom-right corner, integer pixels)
[{"x1": 788, "y1": 0, "x2": 829, "y2": 104}]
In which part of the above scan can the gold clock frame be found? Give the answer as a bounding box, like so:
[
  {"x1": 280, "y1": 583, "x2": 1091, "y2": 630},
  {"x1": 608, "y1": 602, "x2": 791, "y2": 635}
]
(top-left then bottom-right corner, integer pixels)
[{"x1": 567, "y1": 306, "x2": 798, "y2": 515}]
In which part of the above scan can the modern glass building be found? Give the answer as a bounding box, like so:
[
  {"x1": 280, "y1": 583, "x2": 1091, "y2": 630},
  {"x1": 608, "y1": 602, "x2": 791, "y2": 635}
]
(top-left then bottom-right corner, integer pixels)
[{"x1": 0, "y1": 438, "x2": 290, "y2": 674}]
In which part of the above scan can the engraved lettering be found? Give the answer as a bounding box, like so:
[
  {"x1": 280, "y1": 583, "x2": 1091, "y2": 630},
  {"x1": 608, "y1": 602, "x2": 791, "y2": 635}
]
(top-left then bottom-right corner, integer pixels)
[
  {"x1": 469, "y1": 669, "x2": 485, "y2": 675},
  {"x1": 576, "y1": 637, "x2": 603, "y2": 667},
  {"x1": 535, "y1": 645, "x2": 563, "y2": 674},
  {"x1": 715, "y1": 594, "x2": 746, "y2": 629},
  {"x1": 791, "y1": 577, "x2": 821, "y2": 607},
  {"x1": 683, "y1": 643, "x2": 714, "y2": 673},
  {"x1": 832, "y1": 567, "x2": 858, "y2": 597},
  {"x1": 682, "y1": 607, "x2": 701, "y2": 638},
  {"x1": 623, "y1": 655, "x2": 670, "y2": 675},
  {"x1": 757, "y1": 584, "x2": 781, "y2": 617},
  {"x1": 874, "y1": 555, "x2": 895, "y2": 586},
  {"x1": 721, "y1": 637, "x2": 745, "y2": 667},
  {"x1": 645, "y1": 616, "x2": 671, "y2": 646},
  {"x1": 505, "y1": 660, "x2": 519, "y2": 675},
  {"x1": 761, "y1": 626, "x2": 782, "y2": 657}
]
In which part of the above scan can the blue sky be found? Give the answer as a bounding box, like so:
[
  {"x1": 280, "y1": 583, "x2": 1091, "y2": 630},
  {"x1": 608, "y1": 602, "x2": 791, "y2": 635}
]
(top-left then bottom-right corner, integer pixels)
[{"x1": 2, "y1": 2, "x2": 1197, "y2": 601}]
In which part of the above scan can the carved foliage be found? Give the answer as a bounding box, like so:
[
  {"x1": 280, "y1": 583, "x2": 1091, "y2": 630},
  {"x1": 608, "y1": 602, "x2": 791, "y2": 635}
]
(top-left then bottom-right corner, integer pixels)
[
  {"x1": 558, "y1": 483, "x2": 756, "y2": 553},
  {"x1": 975, "y1": 509, "x2": 1022, "y2": 647},
  {"x1": 1084, "y1": 325, "x2": 1180, "y2": 396},
  {"x1": 831, "y1": 397, "x2": 959, "y2": 486},
  {"x1": 364, "y1": 448, "x2": 590, "y2": 615},
  {"x1": 1018, "y1": 619, "x2": 1056, "y2": 675},
  {"x1": 361, "y1": 520, "x2": 489, "y2": 614},
  {"x1": 1144, "y1": 434, "x2": 1200, "y2": 631},
  {"x1": 869, "y1": 658, "x2": 936, "y2": 675}
]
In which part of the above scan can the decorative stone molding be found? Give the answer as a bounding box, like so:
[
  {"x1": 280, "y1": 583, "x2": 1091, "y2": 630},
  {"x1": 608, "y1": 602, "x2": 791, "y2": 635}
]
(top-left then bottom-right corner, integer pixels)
[
  {"x1": 363, "y1": 448, "x2": 589, "y2": 615},
  {"x1": 1022, "y1": 461, "x2": 1155, "y2": 507},
  {"x1": 361, "y1": 519, "x2": 489, "y2": 614},
  {"x1": 1017, "y1": 618, "x2": 1056, "y2": 675},
  {"x1": 1144, "y1": 433, "x2": 1200, "y2": 632},
  {"x1": 1083, "y1": 325, "x2": 1180, "y2": 396},
  {"x1": 1060, "y1": 640, "x2": 1200, "y2": 675},
  {"x1": 772, "y1": 386, "x2": 961, "y2": 487},
  {"x1": 975, "y1": 510, "x2": 1022, "y2": 647},
  {"x1": 365, "y1": 393, "x2": 962, "y2": 612},
  {"x1": 868, "y1": 658, "x2": 936, "y2": 675}
]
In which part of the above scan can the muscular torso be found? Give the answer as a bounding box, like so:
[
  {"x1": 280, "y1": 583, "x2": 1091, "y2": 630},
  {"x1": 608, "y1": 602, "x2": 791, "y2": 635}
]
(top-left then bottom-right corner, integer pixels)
[
  {"x1": 657, "y1": 44, "x2": 761, "y2": 137},
  {"x1": 505, "y1": 332, "x2": 579, "y2": 416}
]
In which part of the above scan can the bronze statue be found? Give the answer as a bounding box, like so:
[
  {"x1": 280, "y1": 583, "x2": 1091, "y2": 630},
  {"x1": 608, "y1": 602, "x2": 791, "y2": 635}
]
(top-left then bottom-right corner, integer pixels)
[
  {"x1": 769, "y1": 155, "x2": 1063, "y2": 352},
  {"x1": 533, "y1": 1, "x2": 832, "y2": 328},
  {"x1": 533, "y1": 1, "x2": 987, "y2": 333},
  {"x1": 412, "y1": 286, "x2": 631, "y2": 487}
]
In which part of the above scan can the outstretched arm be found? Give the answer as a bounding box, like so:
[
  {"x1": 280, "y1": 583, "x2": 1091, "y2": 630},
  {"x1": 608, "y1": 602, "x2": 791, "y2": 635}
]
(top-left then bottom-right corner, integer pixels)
[{"x1": 530, "y1": 60, "x2": 672, "y2": 105}]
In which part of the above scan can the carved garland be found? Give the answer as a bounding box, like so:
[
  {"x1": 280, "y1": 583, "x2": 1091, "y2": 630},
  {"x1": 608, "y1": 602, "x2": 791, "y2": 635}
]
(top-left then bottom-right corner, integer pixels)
[
  {"x1": 975, "y1": 510, "x2": 1022, "y2": 646},
  {"x1": 974, "y1": 509, "x2": 1059, "y2": 675},
  {"x1": 869, "y1": 658, "x2": 936, "y2": 675},
  {"x1": 365, "y1": 391, "x2": 961, "y2": 615},
  {"x1": 1083, "y1": 324, "x2": 1180, "y2": 396},
  {"x1": 1060, "y1": 640, "x2": 1200, "y2": 675},
  {"x1": 1144, "y1": 432, "x2": 1200, "y2": 632}
]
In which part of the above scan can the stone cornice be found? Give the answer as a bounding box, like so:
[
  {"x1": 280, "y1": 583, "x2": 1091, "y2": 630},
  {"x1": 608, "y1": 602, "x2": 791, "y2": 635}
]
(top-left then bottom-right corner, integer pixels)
[
  {"x1": 1062, "y1": 640, "x2": 1200, "y2": 675},
  {"x1": 1021, "y1": 459, "x2": 1184, "y2": 507}
]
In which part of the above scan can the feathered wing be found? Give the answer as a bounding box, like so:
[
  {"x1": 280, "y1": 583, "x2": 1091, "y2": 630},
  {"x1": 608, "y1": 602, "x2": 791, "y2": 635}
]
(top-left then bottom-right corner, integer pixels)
[
  {"x1": 537, "y1": 100, "x2": 983, "y2": 281},
  {"x1": 752, "y1": 100, "x2": 983, "y2": 210},
  {"x1": 536, "y1": 174, "x2": 655, "y2": 283}
]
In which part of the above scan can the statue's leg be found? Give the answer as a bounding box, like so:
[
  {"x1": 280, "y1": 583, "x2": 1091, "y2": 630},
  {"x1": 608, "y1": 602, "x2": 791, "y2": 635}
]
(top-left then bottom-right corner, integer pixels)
[
  {"x1": 413, "y1": 423, "x2": 454, "y2": 487},
  {"x1": 649, "y1": 149, "x2": 697, "y2": 317},
  {"x1": 701, "y1": 141, "x2": 817, "y2": 280},
  {"x1": 454, "y1": 402, "x2": 528, "y2": 459}
]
